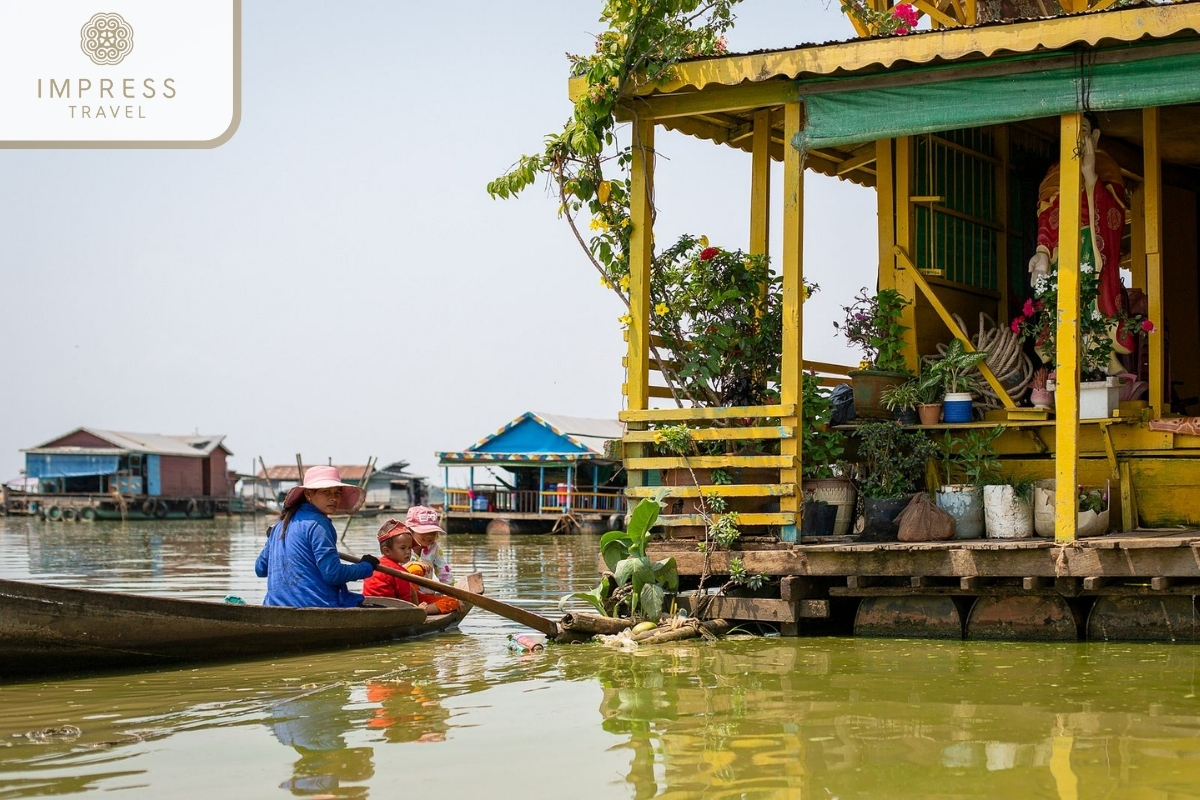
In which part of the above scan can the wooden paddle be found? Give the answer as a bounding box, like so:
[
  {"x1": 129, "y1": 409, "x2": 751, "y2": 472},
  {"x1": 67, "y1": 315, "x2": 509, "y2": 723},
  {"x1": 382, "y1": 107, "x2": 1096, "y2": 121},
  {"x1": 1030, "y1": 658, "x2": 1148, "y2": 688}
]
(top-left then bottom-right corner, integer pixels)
[{"x1": 339, "y1": 552, "x2": 559, "y2": 637}]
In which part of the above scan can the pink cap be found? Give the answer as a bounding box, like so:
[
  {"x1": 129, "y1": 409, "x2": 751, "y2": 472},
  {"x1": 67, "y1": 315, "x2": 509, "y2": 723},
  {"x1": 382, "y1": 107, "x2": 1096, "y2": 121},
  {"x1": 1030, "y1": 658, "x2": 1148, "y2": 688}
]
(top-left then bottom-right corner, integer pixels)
[
  {"x1": 282, "y1": 466, "x2": 363, "y2": 512},
  {"x1": 404, "y1": 505, "x2": 445, "y2": 535}
]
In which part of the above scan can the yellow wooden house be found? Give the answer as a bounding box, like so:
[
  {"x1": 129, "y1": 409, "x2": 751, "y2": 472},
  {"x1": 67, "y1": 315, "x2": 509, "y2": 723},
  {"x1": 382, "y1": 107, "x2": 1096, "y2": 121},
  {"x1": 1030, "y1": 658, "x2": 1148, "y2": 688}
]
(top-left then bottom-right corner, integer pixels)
[{"x1": 580, "y1": 2, "x2": 1200, "y2": 636}]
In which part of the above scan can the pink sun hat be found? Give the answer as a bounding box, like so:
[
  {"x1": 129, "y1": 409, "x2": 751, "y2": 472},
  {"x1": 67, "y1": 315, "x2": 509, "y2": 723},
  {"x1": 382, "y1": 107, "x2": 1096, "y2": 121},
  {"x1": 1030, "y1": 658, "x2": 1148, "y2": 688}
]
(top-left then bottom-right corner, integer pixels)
[
  {"x1": 404, "y1": 505, "x2": 445, "y2": 535},
  {"x1": 283, "y1": 466, "x2": 363, "y2": 512}
]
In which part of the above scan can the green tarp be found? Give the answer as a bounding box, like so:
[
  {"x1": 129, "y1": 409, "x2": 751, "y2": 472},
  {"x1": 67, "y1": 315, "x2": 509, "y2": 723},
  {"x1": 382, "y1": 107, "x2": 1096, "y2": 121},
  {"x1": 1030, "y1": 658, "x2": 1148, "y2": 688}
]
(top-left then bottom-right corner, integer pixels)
[{"x1": 794, "y1": 48, "x2": 1200, "y2": 152}]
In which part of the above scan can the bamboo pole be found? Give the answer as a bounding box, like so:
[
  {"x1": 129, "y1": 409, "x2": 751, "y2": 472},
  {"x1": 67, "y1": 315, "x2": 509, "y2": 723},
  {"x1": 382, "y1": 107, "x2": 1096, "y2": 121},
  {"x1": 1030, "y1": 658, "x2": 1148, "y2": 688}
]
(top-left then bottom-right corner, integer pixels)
[
  {"x1": 626, "y1": 117, "x2": 655, "y2": 490},
  {"x1": 1054, "y1": 113, "x2": 1083, "y2": 545}
]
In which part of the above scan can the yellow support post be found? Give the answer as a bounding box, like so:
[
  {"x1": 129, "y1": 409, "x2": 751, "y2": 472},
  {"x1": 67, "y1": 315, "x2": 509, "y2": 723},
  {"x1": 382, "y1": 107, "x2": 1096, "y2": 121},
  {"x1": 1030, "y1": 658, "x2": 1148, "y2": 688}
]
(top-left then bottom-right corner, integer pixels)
[
  {"x1": 780, "y1": 102, "x2": 804, "y2": 543},
  {"x1": 750, "y1": 110, "x2": 771, "y2": 257},
  {"x1": 1129, "y1": 181, "x2": 1146, "y2": 293},
  {"x1": 626, "y1": 118, "x2": 656, "y2": 488},
  {"x1": 1054, "y1": 113, "x2": 1083, "y2": 544},
  {"x1": 877, "y1": 138, "x2": 895, "y2": 295},
  {"x1": 1142, "y1": 107, "x2": 1165, "y2": 418},
  {"x1": 893, "y1": 136, "x2": 919, "y2": 372}
]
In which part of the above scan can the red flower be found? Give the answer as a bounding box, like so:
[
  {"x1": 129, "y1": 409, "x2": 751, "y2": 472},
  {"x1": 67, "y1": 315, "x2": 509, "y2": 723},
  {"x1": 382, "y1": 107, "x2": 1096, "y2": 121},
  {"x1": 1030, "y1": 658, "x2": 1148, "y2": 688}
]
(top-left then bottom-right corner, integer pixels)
[
  {"x1": 1022, "y1": 298, "x2": 1036, "y2": 317},
  {"x1": 1010, "y1": 315, "x2": 1024, "y2": 333},
  {"x1": 1141, "y1": 319, "x2": 1156, "y2": 333},
  {"x1": 892, "y1": 3, "x2": 919, "y2": 27},
  {"x1": 699, "y1": 247, "x2": 720, "y2": 261}
]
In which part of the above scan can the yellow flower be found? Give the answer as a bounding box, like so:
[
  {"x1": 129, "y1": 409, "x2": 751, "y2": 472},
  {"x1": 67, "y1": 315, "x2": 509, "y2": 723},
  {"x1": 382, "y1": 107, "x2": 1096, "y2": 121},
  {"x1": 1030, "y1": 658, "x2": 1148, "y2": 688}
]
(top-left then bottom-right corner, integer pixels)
[
  {"x1": 619, "y1": 275, "x2": 630, "y2": 291},
  {"x1": 653, "y1": 431, "x2": 666, "y2": 445},
  {"x1": 589, "y1": 218, "x2": 602, "y2": 231},
  {"x1": 619, "y1": 217, "x2": 630, "y2": 228},
  {"x1": 597, "y1": 180, "x2": 612, "y2": 204},
  {"x1": 618, "y1": 313, "x2": 633, "y2": 327},
  {"x1": 743, "y1": 257, "x2": 753, "y2": 269},
  {"x1": 699, "y1": 235, "x2": 710, "y2": 248},
  {"x1": 654, "y1": 302, "x2": 670, "y2": 317},
  {"x1": 600, "y1": 277, "x2": 613, "y2": 290}
]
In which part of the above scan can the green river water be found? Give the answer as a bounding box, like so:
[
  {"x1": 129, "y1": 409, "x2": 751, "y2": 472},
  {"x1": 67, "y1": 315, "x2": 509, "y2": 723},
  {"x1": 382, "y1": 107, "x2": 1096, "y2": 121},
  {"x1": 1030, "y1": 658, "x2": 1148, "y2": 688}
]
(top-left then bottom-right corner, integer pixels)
[{"x1": 1, "y1": 516, "x2": 1199, "y2": 799}]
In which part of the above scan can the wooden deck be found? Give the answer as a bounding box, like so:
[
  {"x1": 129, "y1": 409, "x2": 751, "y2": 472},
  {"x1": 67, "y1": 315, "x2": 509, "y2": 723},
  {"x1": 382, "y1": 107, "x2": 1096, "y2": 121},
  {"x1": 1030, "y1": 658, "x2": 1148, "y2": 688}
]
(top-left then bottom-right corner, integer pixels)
[{"x1": 653, "y1": 530, "x2": 1200, "y2": 580}]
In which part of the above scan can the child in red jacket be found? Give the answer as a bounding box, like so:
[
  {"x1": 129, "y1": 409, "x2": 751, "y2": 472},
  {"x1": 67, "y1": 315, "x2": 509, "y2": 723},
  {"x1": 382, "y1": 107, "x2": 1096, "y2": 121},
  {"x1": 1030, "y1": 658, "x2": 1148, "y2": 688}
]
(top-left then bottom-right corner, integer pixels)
[{"x1": 363, "y1": 519, "x2": 459, "y2": 615}]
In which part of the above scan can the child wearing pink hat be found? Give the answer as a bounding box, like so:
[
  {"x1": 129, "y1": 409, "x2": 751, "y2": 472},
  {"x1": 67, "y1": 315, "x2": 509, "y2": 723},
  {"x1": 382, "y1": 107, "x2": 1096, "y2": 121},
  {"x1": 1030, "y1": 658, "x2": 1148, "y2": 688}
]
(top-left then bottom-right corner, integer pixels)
[
  {"x1": 363, "y1": 519, "x2": 459, "y2": 615},
  {"x1": 405, "y1": 505, "x2": 452, "y2": 584}
]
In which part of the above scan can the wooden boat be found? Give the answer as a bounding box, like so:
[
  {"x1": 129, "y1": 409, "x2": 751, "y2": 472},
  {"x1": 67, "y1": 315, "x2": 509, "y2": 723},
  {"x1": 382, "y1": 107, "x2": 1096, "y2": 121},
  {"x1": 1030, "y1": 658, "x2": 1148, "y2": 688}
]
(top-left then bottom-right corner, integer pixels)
[{"x1": 0, "y1": 575, "x2": 479, "y2": 679}]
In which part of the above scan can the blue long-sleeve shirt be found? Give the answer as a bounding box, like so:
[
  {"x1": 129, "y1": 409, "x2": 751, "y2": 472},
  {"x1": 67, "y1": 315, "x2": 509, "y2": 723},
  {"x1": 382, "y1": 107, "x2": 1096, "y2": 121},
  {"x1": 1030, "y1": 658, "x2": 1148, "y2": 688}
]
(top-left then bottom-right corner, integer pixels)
[{"x1": 255, "y1": 503, "x2": 374, "y2": 608}]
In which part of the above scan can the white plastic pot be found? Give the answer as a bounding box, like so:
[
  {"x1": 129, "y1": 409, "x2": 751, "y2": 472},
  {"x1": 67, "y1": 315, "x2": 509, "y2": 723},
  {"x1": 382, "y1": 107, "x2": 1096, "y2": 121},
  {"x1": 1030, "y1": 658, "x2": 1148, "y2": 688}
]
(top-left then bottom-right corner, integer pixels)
[{"x1": 983, "y1": 484, "x2": 1033, "y2": 539}]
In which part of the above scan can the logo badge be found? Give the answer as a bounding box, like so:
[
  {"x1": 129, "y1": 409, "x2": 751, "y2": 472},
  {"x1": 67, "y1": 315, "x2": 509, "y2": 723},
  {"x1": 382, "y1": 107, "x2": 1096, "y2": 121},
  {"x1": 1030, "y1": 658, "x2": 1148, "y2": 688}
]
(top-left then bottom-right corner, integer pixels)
[{"x1": 80, "y1": 12, "x2": 134, "y2": 66}]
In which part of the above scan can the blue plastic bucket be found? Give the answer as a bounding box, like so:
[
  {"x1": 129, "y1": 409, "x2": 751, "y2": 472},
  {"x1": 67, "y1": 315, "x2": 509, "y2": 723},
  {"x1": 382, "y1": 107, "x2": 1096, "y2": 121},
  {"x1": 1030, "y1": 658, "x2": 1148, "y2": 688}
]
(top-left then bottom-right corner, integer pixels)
[{"x1": 942, "y1": 393, "x2": 974, "y2": 423}]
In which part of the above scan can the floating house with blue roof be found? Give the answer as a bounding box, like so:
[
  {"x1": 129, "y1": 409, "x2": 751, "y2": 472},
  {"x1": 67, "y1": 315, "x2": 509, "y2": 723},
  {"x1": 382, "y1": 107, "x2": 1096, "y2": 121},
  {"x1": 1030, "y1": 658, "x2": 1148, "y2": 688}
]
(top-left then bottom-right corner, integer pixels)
[{"x1": 436, "y1": 412, "x2": 626, "y2": 534}]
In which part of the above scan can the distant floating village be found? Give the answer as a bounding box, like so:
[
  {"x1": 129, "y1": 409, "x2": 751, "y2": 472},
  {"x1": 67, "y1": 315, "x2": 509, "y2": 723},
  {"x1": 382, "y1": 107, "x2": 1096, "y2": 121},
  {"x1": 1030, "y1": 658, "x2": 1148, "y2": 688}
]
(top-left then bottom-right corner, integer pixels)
[{"x1": 1, "y1": 412, "x2": 628, "y2": 532}]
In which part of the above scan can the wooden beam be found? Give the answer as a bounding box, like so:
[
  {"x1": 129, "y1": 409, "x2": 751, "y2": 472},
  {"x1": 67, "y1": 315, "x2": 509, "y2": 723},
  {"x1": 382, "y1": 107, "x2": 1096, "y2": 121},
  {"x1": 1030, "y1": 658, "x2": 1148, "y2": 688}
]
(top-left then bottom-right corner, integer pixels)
[
  {"x1": 878, "y1": 138, "x2": 896, "y2": 317},
  {"x1": 995, "y1": 124, "x2": 1010, "y2": 326},
  {"x1": 1143, "y1": 107, "x2": 1165, "y2": 418},
  {"x1": 627, "y1": 455, "x2": 794, "y2": 471},
  {"x1": 619, "y1": 81, "x2": 799, "y2": 121},
  {"x1": 658, "y1": 512, "x2": 796, "y2": 527},
  {"x1": 895, "y1": 247, "x2": 1017, "y2": 409},
  {"x1": 835, "y1": 143, "x2": 877, "y2": 176},
  {"x1": 1054, "y1": 112, "x2": 1083, "y2": 545},
  {"x1": 625, "y1": 120, "x2": 655, "y2": 490},
  {"x1": 893, "y1": 137, "x2": 919, "y2": 372}
]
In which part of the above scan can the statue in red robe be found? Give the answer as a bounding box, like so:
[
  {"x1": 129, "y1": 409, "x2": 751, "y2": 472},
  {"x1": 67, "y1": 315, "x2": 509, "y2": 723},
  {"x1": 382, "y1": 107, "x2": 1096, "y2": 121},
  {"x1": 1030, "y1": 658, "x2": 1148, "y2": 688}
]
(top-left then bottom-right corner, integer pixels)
[{"x1": 1028, "y1": 115, "x2": 1133, "y2": 374}]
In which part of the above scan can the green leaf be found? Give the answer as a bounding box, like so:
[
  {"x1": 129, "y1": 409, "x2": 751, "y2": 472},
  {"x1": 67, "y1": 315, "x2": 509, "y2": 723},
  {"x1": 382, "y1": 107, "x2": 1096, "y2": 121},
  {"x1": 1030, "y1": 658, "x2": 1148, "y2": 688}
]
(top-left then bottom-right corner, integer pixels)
[
  {"x1": 600, "y1": 530, "x2": 632, "y2": 572},
  {"x1": 638, "y1": 584, "x2": 664, "y2": 621},
  {"x1": 651, "y1": 557, "x2": 679, "y2": 591},
  {"x1": 615, "y1": 556, "x2": 654, "y2": 588}
]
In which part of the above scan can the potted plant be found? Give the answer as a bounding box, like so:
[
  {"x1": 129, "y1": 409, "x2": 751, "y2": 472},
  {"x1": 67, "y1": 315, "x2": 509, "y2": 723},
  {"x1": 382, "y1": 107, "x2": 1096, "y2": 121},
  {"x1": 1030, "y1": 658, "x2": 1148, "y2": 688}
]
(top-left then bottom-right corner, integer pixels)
[
  {"x1": 921, "y1": 338, "x2": 990, "y2": 424},
  {"x1": 1029, "y1": 367, "x2": 1053, "y2": 410},
  {"x1": 800, "y1": 371, "x2": 856, "y2": 535},
  {"x1": 1032, "y1": 480, "x2": 1112, "y2": 538},
  {"x1": 983, "y1": 475, "x2": 1034, "y2": 539},
  {"x1": 935, "y1": 426, "x2": 1002, "y2": 540},
  {"x1": 852, "y1": 421, "x2": 939, "y2": 541},
  {"x1": 800, "y1": 492, "x2": 837, "y2": 539},
  {"x1": 880, "y1": 379, "x2": 922, "y2": 426},
  {"x1": 834, "y1": 287, "x2": 912, "y2": 420}
]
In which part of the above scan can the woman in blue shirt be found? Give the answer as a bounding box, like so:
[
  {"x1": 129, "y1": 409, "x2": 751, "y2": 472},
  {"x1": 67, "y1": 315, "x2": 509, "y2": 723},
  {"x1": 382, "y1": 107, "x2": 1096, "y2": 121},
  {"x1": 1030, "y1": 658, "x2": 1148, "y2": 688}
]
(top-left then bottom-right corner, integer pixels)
[{"x1": 255, "y1": 466, "x2": 379, "y2": 608}]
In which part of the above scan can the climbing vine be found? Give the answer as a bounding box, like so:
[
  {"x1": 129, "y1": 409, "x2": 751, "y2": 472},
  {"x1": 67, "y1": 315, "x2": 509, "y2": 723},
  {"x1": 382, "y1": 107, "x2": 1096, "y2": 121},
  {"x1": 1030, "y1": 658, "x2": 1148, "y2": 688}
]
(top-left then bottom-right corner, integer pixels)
[{"x1": 486, "y1": 0, "x2": 743, "y2": 322}]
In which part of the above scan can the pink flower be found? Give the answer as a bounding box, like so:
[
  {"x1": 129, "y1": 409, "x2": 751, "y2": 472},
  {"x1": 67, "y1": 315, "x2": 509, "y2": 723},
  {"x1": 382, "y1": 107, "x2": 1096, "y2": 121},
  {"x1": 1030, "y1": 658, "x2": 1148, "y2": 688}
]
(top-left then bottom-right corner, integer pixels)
[
  {"x1": 1141, "y1": 319, "x2": 1156, "y2": 333},
  {"x1": 892, "y1": 3, "x2": 919, "y2": 27},
  {"x1": 699, "y1": 247, "x2": 719, "y2": 261},
  {"x1": 1010, "y1": 315, "x2": 1024, "y2": 333},
  {"x1": 1022, "y1": 298, "x2": 1036, "y2": 317}
]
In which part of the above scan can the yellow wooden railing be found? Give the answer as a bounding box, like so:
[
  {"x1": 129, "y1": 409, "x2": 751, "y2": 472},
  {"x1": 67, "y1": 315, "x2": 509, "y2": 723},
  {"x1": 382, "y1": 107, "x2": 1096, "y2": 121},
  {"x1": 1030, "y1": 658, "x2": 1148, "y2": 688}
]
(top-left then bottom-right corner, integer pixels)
[{"x1": 618, "y1": 404, "x2": 799, "y2": 530}]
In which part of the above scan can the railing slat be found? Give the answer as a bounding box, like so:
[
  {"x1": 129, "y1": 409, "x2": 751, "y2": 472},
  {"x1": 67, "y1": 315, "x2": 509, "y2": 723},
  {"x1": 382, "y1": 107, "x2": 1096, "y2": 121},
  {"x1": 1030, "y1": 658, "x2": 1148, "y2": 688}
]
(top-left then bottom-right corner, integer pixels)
[
  {"x1": 619, "y1": 404, "x2": 794, "y2": 422},
  {"x1": 623, "y1": 426, "x2": 793, "y2": 443},
  {"x1": 657, "y1": 512, "x2": 796, "y2": 527},
  {"x1": 626, "y1": 484, "x2": 794, "y2": 498},
  {"x1": 626, "y1": 455, "x2": 792, "y2": 470}
]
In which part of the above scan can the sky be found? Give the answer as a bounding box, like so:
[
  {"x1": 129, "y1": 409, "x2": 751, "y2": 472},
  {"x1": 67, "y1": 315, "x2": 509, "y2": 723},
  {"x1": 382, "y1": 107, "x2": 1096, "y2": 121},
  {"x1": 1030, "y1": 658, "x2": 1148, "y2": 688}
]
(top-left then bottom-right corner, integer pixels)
[{"x1": 1, "y1": 1, "x2": 878, "y2": 488}]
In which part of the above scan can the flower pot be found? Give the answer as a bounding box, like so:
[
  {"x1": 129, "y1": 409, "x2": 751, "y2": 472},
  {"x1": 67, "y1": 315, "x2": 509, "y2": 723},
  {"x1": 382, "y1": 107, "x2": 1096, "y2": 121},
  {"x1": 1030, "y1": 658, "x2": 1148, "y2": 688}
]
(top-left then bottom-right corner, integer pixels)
[
  {"x1": 802, "y1": 477, "x2": 857, "y2": 537},
  {"x1": 848, "y1": 369, "x2": 908, "y2": 421},
  {"x1": 936, "y1": 484, "x2": 984, "y2": 539},
  {"x1": 1032, "y1": 479, "x2": 1111, "y2": 538},
  {"x1": 1029, "y1": 388, "x2": 1053, "y2": 410},
  {"x1": 982, "y1": 484, "x2": 1033, "y2": 539},
  {"x1": 942, "y1": 392, "x2": 974, "y2": 424},
  {"x1": 1049, "y1": 377, "x2": 1123, "y2": 419},
  {"x1": 917, "y1": 402, "x2": 943, "y2": 425},
  {"x1": 894, "y1": 408, "x2": 919, "y2": 426},
  {"x1": 861, "y1": 495, "x2": 911, "y2": 542},
  {"x1": 801, "y1": 501, "x2": 838, "y2": 538}
]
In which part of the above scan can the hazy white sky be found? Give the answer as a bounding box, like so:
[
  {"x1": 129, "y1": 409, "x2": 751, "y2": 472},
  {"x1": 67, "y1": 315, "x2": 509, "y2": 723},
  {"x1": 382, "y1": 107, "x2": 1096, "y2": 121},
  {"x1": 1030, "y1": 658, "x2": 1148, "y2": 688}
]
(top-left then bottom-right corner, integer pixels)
[{"x1": 1, "y1": 1, "x2": 877, "y2": 487}]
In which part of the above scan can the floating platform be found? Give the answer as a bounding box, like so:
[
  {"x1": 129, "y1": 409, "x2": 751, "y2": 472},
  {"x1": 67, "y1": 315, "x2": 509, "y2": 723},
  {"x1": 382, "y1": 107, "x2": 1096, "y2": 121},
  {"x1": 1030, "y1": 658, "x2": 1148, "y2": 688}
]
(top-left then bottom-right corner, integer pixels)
[{"x1": 653, "y1": 531, "x2": 1200, "y2": 642}]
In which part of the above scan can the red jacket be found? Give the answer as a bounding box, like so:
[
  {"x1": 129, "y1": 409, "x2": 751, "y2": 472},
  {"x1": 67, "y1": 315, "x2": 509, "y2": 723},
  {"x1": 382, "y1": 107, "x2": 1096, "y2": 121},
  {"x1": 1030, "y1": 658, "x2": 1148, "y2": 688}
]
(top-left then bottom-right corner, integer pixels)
[{"x1": 362, "y1": 556, "x2": 419, "y2": 604}]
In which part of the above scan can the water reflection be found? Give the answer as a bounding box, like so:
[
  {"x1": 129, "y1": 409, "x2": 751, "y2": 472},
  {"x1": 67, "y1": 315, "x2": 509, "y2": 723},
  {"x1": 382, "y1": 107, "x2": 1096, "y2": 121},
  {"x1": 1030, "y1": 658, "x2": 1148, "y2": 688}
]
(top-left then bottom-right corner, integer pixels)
[
  {"x1": 560, "y1": 638, "x2": 1200, "y2": 799},
  {"x1": 271, "y1": 686, "x2": 373, "y2": 797}
]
